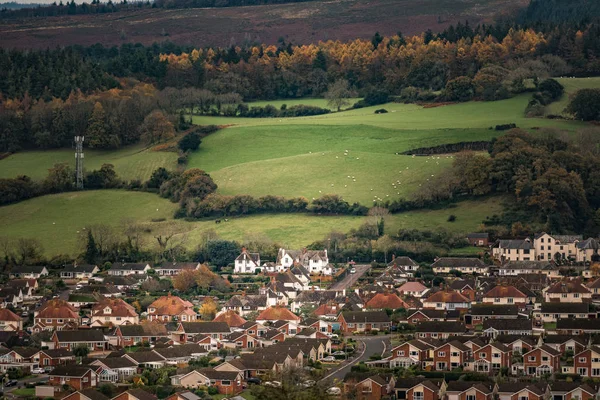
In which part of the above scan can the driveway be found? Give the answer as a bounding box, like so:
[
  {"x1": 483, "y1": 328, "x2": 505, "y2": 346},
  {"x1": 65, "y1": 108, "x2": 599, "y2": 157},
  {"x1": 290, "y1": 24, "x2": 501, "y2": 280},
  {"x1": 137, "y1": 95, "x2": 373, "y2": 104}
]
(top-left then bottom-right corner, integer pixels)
[
  {"x1": 320, "y1": 335, "x2": 390, "y2": 383},
  {"x1": 330, "y1": 264, "x2": 370, "y2": 290}
]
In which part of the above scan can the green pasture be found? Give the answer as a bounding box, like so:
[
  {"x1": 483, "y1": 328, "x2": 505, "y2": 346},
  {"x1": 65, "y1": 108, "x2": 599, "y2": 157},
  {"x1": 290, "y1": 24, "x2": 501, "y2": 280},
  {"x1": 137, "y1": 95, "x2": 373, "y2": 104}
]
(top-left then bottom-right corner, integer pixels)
[
  {"x1": 246, "y1": 97, "x2": 361, "y2": 111},
  {"x1": 546, "y1": 77, "x2": 600, "y2": 117},
  {"x1": 0, "y1": 145, "x2": 177, "y2": 181}
]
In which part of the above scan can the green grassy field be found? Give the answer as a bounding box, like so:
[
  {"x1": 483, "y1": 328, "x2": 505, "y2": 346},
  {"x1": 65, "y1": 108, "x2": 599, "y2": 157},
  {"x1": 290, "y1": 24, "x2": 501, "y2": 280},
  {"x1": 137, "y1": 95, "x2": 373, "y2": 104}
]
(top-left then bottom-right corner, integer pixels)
[
  {"x1": 247, "y1": 97, "x2": 361, "y2": 111},
  {"x1": 546, "y1": 77, "x2": 600, "y2": 116},
  {"x1": 0, "y1": 144, "x2": 177, "y2": 181},
  {"x1": 0, "y1": 189, "x2": 503, "y2": 256},
  {"x1": 189, "y1": 94, "x2": 584, "y2": 204}
]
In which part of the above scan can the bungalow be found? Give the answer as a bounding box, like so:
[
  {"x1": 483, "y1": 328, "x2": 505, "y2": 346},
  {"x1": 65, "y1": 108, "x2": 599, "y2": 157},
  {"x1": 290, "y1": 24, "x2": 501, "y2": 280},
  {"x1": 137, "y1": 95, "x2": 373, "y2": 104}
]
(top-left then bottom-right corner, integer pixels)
[
  {"x1": 234, "y1": 248, "x2": 261, "y2": 274},
  {"x1": 388, "y1": 256, "x2": 420, "y2": 273},
  {"x1": 147, "y1": 293, "x2": 197, "y2": 322},
  {"x1": 406, "y1": 309, "x2": 448, "y2": 324},
  {"x1": 153, "y1": 343, "x2": 208, "y2": 364},
  {"x1": 422, "y1": 290, "x2": 470, "y2": 311},
  {"x1": 90, "y1": 357, "x2": 137, "y2": 383},
  {"x1": 255, "y1": 306, "x2": 301, "y2": 325},
  {"x1": 212, "y1": 310, "x2": 247, "y2": 329},
  {"x1": 496, "y1": 383, "x2": 547, "y2": 400},
  {"x1": 154, "y1": 262, "x2": 200, "y2": 276},
  {"x1": 482, "y1": 319, "x2": 532, "y2": 338},
  {"x1": 466, "y1": 233, "x2": 490, "y2": 247},
  {"x1": 10, "y1": 265, "x2": 49, "y2": 279},
  {"x1": 471, "y1": 342, "x2": 512, "y2": 374},
  {"x1": 48, "y1": 365, "x2": 99, "y2": 390},
  {"x1": 172, "y1": 321, "x2": 231, "y2": 343},
  {"x1": 237, "y1": 321, "x2": 268, "y2": 338},
  {"x1": 338, "y1": 311, "x2": 391, "y2": 333},
  {"x1": 548, "y1": 382, "x2": 598, "y2": 400},
  {"x1": 111, "y1": 389, "x2": 157, "y2": 400},
  {"x1": 544, "y1": 280, "x2": 592, "y2": 303},
  {"x1": 60, "y1": 264, "x2": 99, "y2": 280},
  {"x1": 114, "y1": 323, "x2": 169, "y2": 347},
  {"x1": 415, "y1": 321, "x2": 466, "y2": 340},
  {"x1": 533, "y1": 302, "x2": 592, "y2": 323},
  {"x1": 171, "y1": 368, "x2": 243, "y2": 395},
  {"x1": 107, "y1": 263, "x2": 151, "y2": 276},
  {"x1": 164, "y1": 391, "x2": 201, "y2": 400},
  {"x1": 498, "y1": 261, "x2": 559, "y2": 278},
  {"x1": 556, "y1": 319, "x2": 600, "y2": 335},
  {"x1": 51, "y1": 330, "x2": 108, "y2": 352},
  {"x1": 214, "y1": 347, "x2": 304, "y2": 379},
  {"x1": 222, "y1": 332, "x2": 258, "y2": 349},
  {"x1": 365, "y1": 293, "x2": 409, "y2": 310},
  {"x1": 258, "y1": 328, "x2": 285, "y2": 346},
  {"x1": 522, "y1": 345, "x2": 561, "y2": 376},
  {"x1": 62, "y1": 388, "x2": 110, "y2": 400},
  {"x1": 397, "y1": 282, "x2": 429, "y2": 298},
  {"x1": 466, "y1": 304, "x2": 519, "y2": 327},
  {"x1": 32, "y1": 349, "x2": 76, "y2": 369},
  {"x1": 302, "y1": 318, "x2": 332, "y2": 335},
  {"x1": 0, "y1": 308, "x2": 23, "y2": 331},
  {"x1": 122, "y1": 351, "x2": 166, "y2": 369},
  {"x1": 445, "y1": 381, "x2": 494, "y2": 400},
  {"x1": 270, "y1": 319, "x2": 299, "y2": 336},
  {"x1": 481, "y1": 285, "x2": 529, "y2": 306},
  {"x1": 0, "y1": 347, "x2": 37, "y2": 372},
  {"x1": 431, "y1": 258, "x2": 489, "y2": 275}
]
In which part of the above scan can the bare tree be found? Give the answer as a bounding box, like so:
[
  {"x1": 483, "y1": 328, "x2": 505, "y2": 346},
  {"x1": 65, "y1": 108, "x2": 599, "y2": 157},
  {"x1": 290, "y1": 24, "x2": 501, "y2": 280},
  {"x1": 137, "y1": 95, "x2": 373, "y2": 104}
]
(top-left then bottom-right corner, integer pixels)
[{"x1": 16, "y1": 238, "x2": 43, "y2": 265}]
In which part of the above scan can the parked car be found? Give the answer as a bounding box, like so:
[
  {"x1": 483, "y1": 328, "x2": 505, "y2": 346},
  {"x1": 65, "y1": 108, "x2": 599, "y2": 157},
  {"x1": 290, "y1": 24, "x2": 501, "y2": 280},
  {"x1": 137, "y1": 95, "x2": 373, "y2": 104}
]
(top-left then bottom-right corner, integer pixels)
[
  {"x1": 32, "y1": 367, "x2": 46, "y2": 374},
  {"x1": 5, "y1": 380, "x2": 17, "y2": 387},
  {"x1": 247, "y1": 377, "x2": 261, "y2": 385},
  {"x1": 327, "y1": 387, "x2": 341, "y2": 395},
  {"x1": 350, "y1": 268, "x2": 356, "y2": 274},
  {"x1": 299, "y1": 380, "x2": 315, "y2": 388},
  {"x1": 264, "y1": 381, "x2": 281, "y2": 388},
  {"x1": 332, "y1": 351, "x2": 346, "y2": 356},
  {"x1": 321, "y1": 356, "x2": 337, "y2": 362}
]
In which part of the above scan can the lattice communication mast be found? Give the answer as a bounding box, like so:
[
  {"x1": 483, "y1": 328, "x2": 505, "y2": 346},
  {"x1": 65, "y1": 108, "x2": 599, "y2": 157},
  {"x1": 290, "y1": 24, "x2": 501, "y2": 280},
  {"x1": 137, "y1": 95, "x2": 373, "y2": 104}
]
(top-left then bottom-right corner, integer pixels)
[{"x1": 75, "y1": 136, "x2": 84, "y2": 189}]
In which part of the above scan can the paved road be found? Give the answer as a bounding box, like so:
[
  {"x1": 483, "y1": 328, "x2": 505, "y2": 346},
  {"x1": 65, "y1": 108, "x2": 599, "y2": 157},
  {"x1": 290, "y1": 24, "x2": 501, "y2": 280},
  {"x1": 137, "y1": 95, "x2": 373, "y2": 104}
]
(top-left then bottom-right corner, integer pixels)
[
  {"x1": 2, "y1": 375, "x2": 48, "y2": 398},
  {"x1": 330, "y1": 264, "x2": 371, "y2": 290},
  {"x1": 321, "y1": 335, "x2": 390, "y2": 383}
]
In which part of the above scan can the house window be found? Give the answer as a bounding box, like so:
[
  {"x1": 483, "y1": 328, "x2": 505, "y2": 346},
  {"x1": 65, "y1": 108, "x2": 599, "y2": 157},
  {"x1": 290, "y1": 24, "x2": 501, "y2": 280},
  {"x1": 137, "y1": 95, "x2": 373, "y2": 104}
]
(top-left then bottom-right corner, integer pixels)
[
  {"x1": 479, "y1": 353, "x2": 486, "y2": 359},
  {"x1": 508, "y1": 298, "x2": 514, "y2": 304},
  {"x1": 528, "y1": 356, "x2": 536, "y2": 361},
  {"x1": 438, "y1": 352, "x2": 445, "y2": 357},
  {"x1": 519, "y1": 396, "x2": 528, "y2": 400},
  {"x1": 592, "y1": 368, "x2": 600, "y2": 376},
  {"x1": 451, "y1": 352, "x2": 459, "y2": 357},
  {"x1": 467, "y1": 395, "x2": 476, "y2": 400},
  {"x1": 413, "y1": 392, "x2": 424, "y2": 400},
  {"x1": 83, "y1": 377, "x2": 88, "y2": 382},
  {"x1": 579, "y1": 357, "x2": 587, "y2": 363},
  {"x1": 574, "y1": 293, "x2": 580, "y2": 298},
  {"x1": 494, "y1": 298, "x2": 500, "y2": 303},
  {"x1": 578, "y1": 367, "x2": 588, "y2": 375},
  {"x1": 493, "y1": 353, "x2": 500, "y2": 358},
  {"x1": 398, "y1": 351, "x2": 405, "y2": 356},
  {"x1": 46, "y1": 319, "x2": 52, "y2": 323},
  {"x1": 542, "y1": 356, "x2": 549, "y2": 362},
  {"x1": 221, "y1": 380, "x2": 231, "y2": 386}
]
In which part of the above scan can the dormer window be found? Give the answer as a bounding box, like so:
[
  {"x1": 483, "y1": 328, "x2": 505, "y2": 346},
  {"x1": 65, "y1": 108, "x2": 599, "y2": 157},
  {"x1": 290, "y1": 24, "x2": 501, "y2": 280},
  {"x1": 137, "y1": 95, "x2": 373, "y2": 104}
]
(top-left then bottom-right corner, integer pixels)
[{"x1": 104, "y1": 308, "x2": 111, "y2": 314}]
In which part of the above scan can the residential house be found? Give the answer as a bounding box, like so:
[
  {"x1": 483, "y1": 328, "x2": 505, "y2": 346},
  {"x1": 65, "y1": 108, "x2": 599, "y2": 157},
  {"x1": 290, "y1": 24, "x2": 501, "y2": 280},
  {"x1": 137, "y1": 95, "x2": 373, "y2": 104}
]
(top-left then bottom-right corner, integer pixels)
[
  {"x1": 234, "y1": 249, "x2": 261, "y2": 274},
  {"x1": 10, "y1": 265, "x2": 49, "y2": 279},
  {"x1": 445, "y1": 382, "x2": 494, "y2": 400},
  {"x1": 90, "y1": 357, "x2": 137, "y2": 382},
  {"x1": 404, "y1": 380, "x2": 442, "y2": 400},
  {"x1": 32, "y1": 349, "x2": 76, "y2": 369},
  {"x1": 493, "y1": 239, "x2": 535, "y2": 262},
  {"x1": 108, "y1": 263, "x2": 151, "y2": 276},
  {"x1": 544, "y1": 280, "x2": 592, "y2": 303},
  {"x1": 351, "y1": 375, "x2": 395, "y2": 400},
  {"x1": 365, "y1": 293, "x2": 409, "y2": 310},
  {"x1": 270, "y1": 319, "x2": 299, "y2": 336},
  {"x1": 164, "y1": 391, "x2": 201, "y2": 400},
  {"x1": 154, "y1": 262, "x2": 200, "y2": 277},
  {"x1": 548, "y1": 382, "x2": 598, "y2": 400},
  {"x1": 577, "y1": 238, "x2": 600, "y2": 263},
  {"x1": 496, "y1": 383, "x2": 547, "y2": 400},
  {"x1": 302, "y1": 318, "x2": 332, "y2": 335},
  {"x1": 466, "y1": 304, "x2": 519, "y2": 328},
  {"x1": 482, "y1": 319, "x2": 532, "y2": 338},
  {"x1": 212, "y1": 310, "x2": 247, "y2": 328},
  {"x1": 385, "y1": 340, "x2": 433, "y2": 368},
  {"x1": 0, "y1": 308, "x2": 23, "y2": 331},
  {"x1": 466, "y1": 233, "x2": 490, "y2": 247},
  {"x1": 431, "y1": 258, "x2": 489, "y2": 275},
  {"x1": 406, "y1": 309, "x2": 456, "y2": 324},
  {"x1": 533, "y1": 303, "x2": 592, "y2": 323},
  {"x1": 147, "y1": 293, "x2": 197, "y2": 322},
  {"x1": 111, "y1": 389, "x2": 157, "y2": 400},
  {"x1": 114, "y1": 323, "x2": 169, "y2": 347},
  {"x1": 48, "y1": 365, "x2": 99, "y2": 390},
  {"x1": 338, "y1": 311, "x2": 391, "y2": 333},
  {"x1": 433, "y1": 341, "x2": 470, "y2": 371},
  {"x1": 0, "y1": 347, "x2": 37, "y2": 372},
  {"x1": 534, "y1": 233, "x2": 581, "y2": 261},
  {"x1": 153, "y1": 343, "x2": 208, "y2": 364},
  {"x1": 472, "y1": 342, "x2": 512, "y2": 374},
  {"x1": 388, "y1": 256, "x2": 420, "y2": 273},
  {"x1": 62, "y1": 388, "x2": 110, "y2": 400},
  {"x1": 222, "y1": 332, "x2": 259, "y2": 350},
  {"x1": 275, "y1": 248, "x2": 331, "y2": 275},
  {"x1": 255, "y1": 306, "x2": 301, "y2": 325},
  {"x1": 482, "y1": 285, "x2": 529, "y2": 306},
  {"x1": 422, "y1": 290, "x2": 470, "y2": 311},
  {"x1": 171, "y1": 368, "x2": 243, "y2": 395},
  {"x1": 415, "y1": 321, "x2": 466, "y2": 339},
  {"x1": 397, "y1": 282, "x2": 429, "y2": 298},
  {"x1": 60, "y1": 264, "x2": 99, "y2": 280},
  {"x1": 214, "y1": 346, "x2": 304, "y2": 378},
  {"x1": 223, "y1": 294, "x2": 272, "y2": 317},
  {"x1": 90, "y1": 297, "x2": 139, "y2": 327},
  {"x1": 574, "y1": 346, "x2": 600, "y2": 378},
  {"x1": 543, "y1": 335, "x2": 586, "y2": 354},
  {"x1": 172, "y1": 321, "x2": 231, "y2": 343},
  {"x1": 122, "y1": 351, "x2": 166, "y2": 369},
  {"x1": 33, "y1": 299, "x2": 80, "y2": 332},
  {"x1": 522, "y1": 345, "x2": 561, "y2": 376},
  {"x1": 556, "y1": 319, "x2": 600, "y2": 335},
  {"x1": 498, "y1": 261, "x2": 559, "y2": 277},
  {"x1": 51, "y1": 329, "x2": 108, "y2": 352},
  {"x1": 495, "y1": 335, "x2": 536, "y2": 355},
  {"x1": 237, "y1": 321, "x2": 268, "y2": 338}
]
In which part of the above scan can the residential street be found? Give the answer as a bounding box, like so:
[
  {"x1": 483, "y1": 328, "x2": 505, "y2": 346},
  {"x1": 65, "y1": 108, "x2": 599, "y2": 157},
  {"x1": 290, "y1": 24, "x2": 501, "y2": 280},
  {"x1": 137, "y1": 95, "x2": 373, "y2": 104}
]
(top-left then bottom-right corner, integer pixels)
[
  {"x1": 321, "y1": 334, "x2": 390, "y2": 383},
  {"x1": 2, "y1": 375, "x2": 48, "y2": 398},
  {"x1": 330, "y1": 264, "x2": 371, "y2": 290}
]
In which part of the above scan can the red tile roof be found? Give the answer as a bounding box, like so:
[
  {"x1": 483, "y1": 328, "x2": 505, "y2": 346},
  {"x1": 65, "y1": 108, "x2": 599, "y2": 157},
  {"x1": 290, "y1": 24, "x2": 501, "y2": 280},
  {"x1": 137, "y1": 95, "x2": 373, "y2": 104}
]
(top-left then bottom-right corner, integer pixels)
[
  {"x1": 92, "y1": 298, "x2": 137, "y2": 318},
  {"x1": 148, "y1": 294, "x2": 194, "y2": 317},
  {"x1": 424, "y1": 290, "x2": 469, "y2": 304},
  {"x1": 213, "y1": 310, "x2": 247, "y2": 327},
  {"x1": 365, "y1": 293, "x2": 409, "y2": 309},
  {"x1": 36, "y1": 299, "x2": 78, "y2": 319},
  {"x1": 256, "y1": 306, "x2": 300, "y2": 322},
  {"x1": 484, "y1": 285, "x2": 527, "y2": 298},
  {"x1": 0, "y1": 308, "x2": 21, "y2": 322}
]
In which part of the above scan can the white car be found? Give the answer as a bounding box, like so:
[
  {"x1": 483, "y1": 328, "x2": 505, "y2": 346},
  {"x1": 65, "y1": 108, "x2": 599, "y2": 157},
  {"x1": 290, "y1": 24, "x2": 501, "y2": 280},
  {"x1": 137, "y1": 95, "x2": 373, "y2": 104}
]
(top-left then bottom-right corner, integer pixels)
[
  {"x1": 327, "y1": 387, "x2": 341, "y2": 395},
  {"x1": 32, "y1": 367, "x2": 45, "y2": 374},
  {"x1": 264, "y1": 381, "x2": 281, "y2": 388},
  {"x1": 75, "y1": 285, "x2": 83, "y2": 290},
  {"x1": 350, "y1": 268, "x2": 356, "y2": 274},
  {"x1": 321, "y1": 356, "x2": 336, "y2": 362}
]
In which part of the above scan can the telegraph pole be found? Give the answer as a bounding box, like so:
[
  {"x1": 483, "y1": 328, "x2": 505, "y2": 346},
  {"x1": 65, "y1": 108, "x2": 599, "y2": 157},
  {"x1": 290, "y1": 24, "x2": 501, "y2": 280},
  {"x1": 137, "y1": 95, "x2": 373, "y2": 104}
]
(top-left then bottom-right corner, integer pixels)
[{"x1": 74, "y1": 136, "x2": 84, "y2": 189}]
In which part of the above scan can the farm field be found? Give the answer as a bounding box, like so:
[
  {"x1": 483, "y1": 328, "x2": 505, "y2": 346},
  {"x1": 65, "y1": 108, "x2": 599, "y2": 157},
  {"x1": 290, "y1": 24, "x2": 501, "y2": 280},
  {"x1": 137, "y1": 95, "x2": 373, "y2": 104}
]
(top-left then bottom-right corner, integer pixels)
[
  {"x1": 247, "y1": 98, "x2": 361, "y2": 111},
  {"x1": 189, "y1": 93, "x2": 584, "y2": 204},
  {"x1": 0, "y1": 189, "x2": 503, "y2": 256},
  {"x1": 546, "y1": 77, "x2": 600, "y2": 116},
  {"x1": 0, "y1": 144, "x2": 177, "y2": 181}
]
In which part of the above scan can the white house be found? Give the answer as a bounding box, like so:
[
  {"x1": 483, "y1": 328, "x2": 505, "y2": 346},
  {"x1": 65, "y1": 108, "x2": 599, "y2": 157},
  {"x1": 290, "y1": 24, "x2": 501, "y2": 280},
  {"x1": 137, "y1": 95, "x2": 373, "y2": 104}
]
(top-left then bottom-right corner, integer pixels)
[
  {"x1": 234, "y1": 249, "x2": 261, "y2": 274},
  {"x1": 276, "y1": 249, "x2": 331, "y2": 275},
  {"x1": 108, "y1": 263, "x2": 151, "y2": 276}
]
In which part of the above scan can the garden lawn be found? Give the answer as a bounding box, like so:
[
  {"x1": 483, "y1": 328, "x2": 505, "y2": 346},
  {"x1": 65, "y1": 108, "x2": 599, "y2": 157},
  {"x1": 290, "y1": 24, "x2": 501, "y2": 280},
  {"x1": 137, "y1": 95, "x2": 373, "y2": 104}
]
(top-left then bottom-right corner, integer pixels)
[
  {"x1": 0, "y1": 144, "x2": 177, "y2": 181},
  {"x1": 12, "y1": 389, "x2": 35, "y2": 396}
]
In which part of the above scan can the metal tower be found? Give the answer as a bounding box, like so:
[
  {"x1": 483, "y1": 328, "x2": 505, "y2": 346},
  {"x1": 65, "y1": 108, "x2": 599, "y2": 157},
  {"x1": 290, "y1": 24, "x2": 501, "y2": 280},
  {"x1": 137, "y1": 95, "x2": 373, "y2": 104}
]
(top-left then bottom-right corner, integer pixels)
[{"x1": 75, "y1": 136, "x2": 84, "y2": 189}]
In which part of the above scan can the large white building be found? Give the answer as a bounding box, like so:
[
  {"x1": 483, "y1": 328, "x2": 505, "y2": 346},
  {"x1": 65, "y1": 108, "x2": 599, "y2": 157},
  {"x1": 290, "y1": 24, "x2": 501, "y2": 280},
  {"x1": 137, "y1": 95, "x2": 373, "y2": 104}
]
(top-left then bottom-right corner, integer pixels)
[{"x1": 275, "y1": 249, "x2": 331, "y2": 275}]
